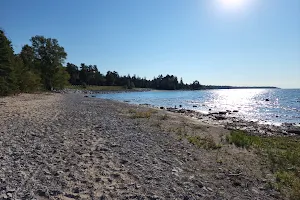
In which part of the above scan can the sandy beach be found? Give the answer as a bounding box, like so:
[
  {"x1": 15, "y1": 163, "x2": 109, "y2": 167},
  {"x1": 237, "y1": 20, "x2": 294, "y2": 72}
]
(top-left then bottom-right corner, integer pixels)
[{"x1": 0, "y1": 93, "x2": 285, "y2": 199}]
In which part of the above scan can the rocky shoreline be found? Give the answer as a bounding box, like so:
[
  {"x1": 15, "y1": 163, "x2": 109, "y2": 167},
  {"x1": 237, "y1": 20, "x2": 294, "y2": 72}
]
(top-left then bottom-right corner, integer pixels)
[
  {"x1": 160, "y1": 107, "x2": 300, "y2": 137},
  {"x1": 0, "y1": 93, "x2": 288, "y2": 199}
]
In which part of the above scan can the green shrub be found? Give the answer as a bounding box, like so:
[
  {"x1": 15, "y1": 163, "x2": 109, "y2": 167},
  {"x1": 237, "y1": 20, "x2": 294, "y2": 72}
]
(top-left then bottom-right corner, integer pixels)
[
  {"x1": 131, "y1": 110, "x2": 152, "y2": 118},
  {"x1": 187, "y1": 135, "x2": 221, "y2": 150}
]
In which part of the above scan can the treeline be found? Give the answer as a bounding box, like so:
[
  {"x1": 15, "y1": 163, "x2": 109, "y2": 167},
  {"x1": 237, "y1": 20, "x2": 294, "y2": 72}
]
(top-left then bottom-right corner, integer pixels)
[
  {"x1": 0, "y1": 30, "x2": 204, "y2": 96},
  {"x1": 65, "y1": 65, "x2": 278, "y2": 90},
  {"x1": 66, "y1": 63, "x2": 203, "y2": 90},
  {"x1": 0, "y1": 30, "x2": 69, "y2": 96}
]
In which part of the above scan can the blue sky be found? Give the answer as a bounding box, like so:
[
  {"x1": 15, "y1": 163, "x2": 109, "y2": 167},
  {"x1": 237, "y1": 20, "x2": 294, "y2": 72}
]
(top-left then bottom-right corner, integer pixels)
[{"x1": 2, "y1": 0, "x2": 300, "y2": 88}]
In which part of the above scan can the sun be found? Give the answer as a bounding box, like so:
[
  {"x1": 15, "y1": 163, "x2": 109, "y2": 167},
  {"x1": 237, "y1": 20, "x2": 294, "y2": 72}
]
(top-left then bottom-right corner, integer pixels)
[{"x1": 217, "y1": 0, "x2": 252, "y2": 12}]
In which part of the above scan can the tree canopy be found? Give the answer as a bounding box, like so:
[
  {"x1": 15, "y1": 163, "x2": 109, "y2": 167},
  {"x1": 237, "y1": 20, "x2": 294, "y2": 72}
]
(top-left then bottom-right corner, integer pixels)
[
  {"x1": 0, "y1": 30, "x2": 207, "y2": 96},
  {"x1": 0, "y1": 31, "x2": 70, "y2": 95},
  {"x1": 0, "y1": 30, "x2": 18, "y2": 95}
]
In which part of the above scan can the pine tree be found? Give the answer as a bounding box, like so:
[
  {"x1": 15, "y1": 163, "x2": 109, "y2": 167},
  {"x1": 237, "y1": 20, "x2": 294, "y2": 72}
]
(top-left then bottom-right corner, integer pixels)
[{"x1": 0, "y1": 30, "x2": 18, "y2": 95}]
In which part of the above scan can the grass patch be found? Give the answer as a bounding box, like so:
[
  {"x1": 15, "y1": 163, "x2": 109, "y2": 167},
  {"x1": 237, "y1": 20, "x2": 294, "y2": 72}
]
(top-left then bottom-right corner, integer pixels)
[
  {"x1": 226, "y1": 130, "x2": 259, "y2": 148},
  {"x1": 227, "y1": 130, "x2": 300, "y2": 200},
  {"x1": 187, "y1": 135, "x2": 221, "y2": 150},
  {"x1": 275, "y1": 171, "x2": 300, "y2": 199},
  {"x1": 128, "y1": 109, "x2": 137, "y2": 114},
  {"x1": 130, "y1": 110, "x2": 154, "y2": 119},
  {"x1": 128, "y1": 108, "x2": 157, "y2": 119}
]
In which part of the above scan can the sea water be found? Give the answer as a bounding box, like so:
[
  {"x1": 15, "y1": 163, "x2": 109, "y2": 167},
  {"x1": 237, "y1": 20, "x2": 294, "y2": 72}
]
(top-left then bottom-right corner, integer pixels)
[{"x1": 96, "y1": 89, "x2": 300, "y2": 125}]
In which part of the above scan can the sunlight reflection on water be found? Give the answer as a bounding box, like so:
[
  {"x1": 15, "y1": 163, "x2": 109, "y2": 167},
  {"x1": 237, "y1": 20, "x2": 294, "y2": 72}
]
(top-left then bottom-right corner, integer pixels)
[{"x1": 97, "y1": 89, "x2": 300, "y2": 124}]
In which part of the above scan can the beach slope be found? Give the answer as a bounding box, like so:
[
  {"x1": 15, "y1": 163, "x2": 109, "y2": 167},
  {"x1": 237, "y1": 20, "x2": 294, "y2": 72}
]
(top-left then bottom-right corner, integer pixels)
[{"x1": 0, "y1": 93, "x2": 279, "y2": 199}]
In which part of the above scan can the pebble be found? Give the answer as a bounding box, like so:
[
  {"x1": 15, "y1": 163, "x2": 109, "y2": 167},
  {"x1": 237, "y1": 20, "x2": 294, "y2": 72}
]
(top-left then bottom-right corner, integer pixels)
[{"x1": 251, "y1": 187, "x2": 260, "y2": 194}]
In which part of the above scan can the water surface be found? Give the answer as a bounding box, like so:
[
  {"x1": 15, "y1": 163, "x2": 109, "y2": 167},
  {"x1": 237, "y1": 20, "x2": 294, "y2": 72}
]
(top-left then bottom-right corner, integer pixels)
[{"x1": 96, "y1": 89, "x2": 300, "y2": 125}]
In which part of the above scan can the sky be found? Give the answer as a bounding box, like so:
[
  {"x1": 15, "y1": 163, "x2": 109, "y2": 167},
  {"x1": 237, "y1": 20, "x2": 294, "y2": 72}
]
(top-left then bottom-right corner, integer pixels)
[{"x1": 1, "y1": 0, "x2": 300, "y2": 88}]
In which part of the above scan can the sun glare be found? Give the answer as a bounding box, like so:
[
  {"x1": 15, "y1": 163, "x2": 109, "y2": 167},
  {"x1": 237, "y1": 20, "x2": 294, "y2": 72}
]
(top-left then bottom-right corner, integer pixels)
[{"x1": 217, "y1": 0, "x2": 252, "y2": 12}]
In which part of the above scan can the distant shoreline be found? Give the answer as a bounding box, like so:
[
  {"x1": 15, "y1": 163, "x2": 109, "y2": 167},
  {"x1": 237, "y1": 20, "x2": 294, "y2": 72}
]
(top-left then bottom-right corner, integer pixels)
[{"x1": 63, "y1": 85, "x2": 280, "y2": 94}]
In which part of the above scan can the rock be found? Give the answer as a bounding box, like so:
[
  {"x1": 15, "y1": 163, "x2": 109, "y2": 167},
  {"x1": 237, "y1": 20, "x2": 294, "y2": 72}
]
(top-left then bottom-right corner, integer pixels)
[
  {"x1": 192, "y1": 179, "x2": 204, "y2": 188},
  {"x1": 72, "y1": 187, "x2": 80, "y2": 193},
  {"x1": 232, "y1": 180, "x2": 242, "y2": 186},
  {"x1": 167, "y1": 107, "x2": 177, "y2": 112},
  {"x1": 54, "y1": 170, "x2": 64, "y2": 176},
  {"x1": 172, "y1": 167, "x2": 182, "y2": 176},
  {"x1": 110, "y1": 143, "x2": 119, "y2": 147},
  {"x1": 219, "y1": 111, "x2": 227, "y2": 115},
  {"x1": 120, "y1": 159, "x2": 129, "y2": 164},
  {"x1": 6, "y1": 188, "x2": 15, "y2": 193},
  {"x1": 49, "y1": 190, "x2": 62, "y2": 196},
  {"x1": 65, "y1": 193, "x2": 79, "y2": 198},
  {"x1": 97, "y1": 147, "x2": 109, "y2": 151},
  {"x1": 251, "y1": 187, "x2": 260, "y2": 194},
  {"x1": 215, "y1": 116, "x2": 226, "y2": 120},
  {"x1": 265, "y1": 99, "x2": 270, "y2": 101},
  {"x1": 210, "y1": 112, "x2": 219, "y2": 115},
  {"x1": 37, "y1": 189, "x2": 48, "y2": 197},
  {"x1": 287, "y1": 127, "x2": 300, "y2": 135},
  {"x1": 135, "y1": 184, "x2": 141, "y2": 189},
  {"x1": 178, "y1": 109, "x2": 185, "y2": 113},
  {"x1": 0, "y1": 184, "x2": 6, "y2": 191},
  {"x1": 147, "y1": 195, "x2": 160, "y2": 200},
  {"x1": 183, "y1": 196, "x2": 190, "y2": 200},
  {"x1": 6, "y1": 193, "x2": 12, "y2": 198},
  {"x1": 100, "y1": 195, "x2": 107, "y2": 200},
  {"x1": 95, "y1": 177, "x2": 102, "y2": 182},
  {"x1": 209, "y1": 109, "x2": 212, "y2": 111}
]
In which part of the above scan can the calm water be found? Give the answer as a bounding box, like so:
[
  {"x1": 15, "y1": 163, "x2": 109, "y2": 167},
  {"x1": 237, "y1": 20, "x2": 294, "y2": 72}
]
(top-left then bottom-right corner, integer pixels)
[{"x1": 96, "y1": 89, "x2": 300, "y2": 125}]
